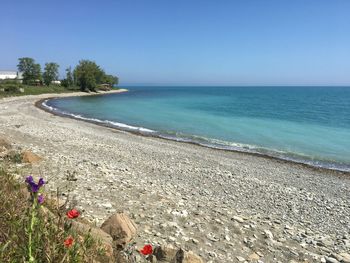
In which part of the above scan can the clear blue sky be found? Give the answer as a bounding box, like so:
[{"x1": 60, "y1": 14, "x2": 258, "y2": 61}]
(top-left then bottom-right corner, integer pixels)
[{"x1": 1, "y1": 0, "x2": 350, "y2": 85}]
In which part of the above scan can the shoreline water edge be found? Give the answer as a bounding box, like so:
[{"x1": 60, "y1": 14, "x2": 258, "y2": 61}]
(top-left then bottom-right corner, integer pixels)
[{"x1": 37, "y1": 90, "x2": 350, "y2": 175}]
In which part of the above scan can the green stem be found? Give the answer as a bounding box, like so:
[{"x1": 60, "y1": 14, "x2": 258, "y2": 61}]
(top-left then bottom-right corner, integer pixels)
[{"x1": 28, "y1": 194, "x2": 37, "y2": 263}]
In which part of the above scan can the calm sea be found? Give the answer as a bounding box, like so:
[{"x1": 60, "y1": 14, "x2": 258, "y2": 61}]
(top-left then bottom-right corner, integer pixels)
[{"x1": 45, "y1": 86, "x2": 350, "y2": 171}]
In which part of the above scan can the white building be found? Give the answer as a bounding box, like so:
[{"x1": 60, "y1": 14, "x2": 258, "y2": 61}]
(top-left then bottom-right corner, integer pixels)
[
  {"x1": 51, "y1": 80, "x2": 61, "y2": 85},
  {"x1": 0, "y1": 71, "x2": 18, "y2": 80},
  {"x1": 0, "y1": 71, "x2": 23, "y2": 82}
]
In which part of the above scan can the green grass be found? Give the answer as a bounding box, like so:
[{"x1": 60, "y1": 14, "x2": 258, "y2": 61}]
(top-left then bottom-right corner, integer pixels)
[
  {"x1": 20, "y1": 85, "x2": 79, "y2": 96},
  {"x1": 0, "y1": 83, "x2": 80, "y2": 98}
]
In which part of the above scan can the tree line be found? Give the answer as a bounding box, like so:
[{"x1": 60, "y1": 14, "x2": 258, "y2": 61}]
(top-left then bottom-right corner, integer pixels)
[{"x1": 17, "y1": 57, "x2": 118, "y2": 91}]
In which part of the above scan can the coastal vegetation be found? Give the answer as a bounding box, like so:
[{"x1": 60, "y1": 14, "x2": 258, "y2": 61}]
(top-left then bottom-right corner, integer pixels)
[
  {"x1": 73, "y1": 60, "x2": 118, "y2": 92},
  {"x1": 0, "y1": 160, "x2": 107, "y2": 262},
  {"x1": 61, "y1": 67, "x2": 74, "y2": 88},
  {"x1": 0, "y1": 57, "x2": 118, "y2": 97},
  {"x1": 0, "y1": 80, "x2": 77, "y2": 98},
  {"x1": 43, "y1": 62, "x2": 59, "y2": 86},
  {"x1": 17, "y1": 57, "x2": 42, "y2": 85}
]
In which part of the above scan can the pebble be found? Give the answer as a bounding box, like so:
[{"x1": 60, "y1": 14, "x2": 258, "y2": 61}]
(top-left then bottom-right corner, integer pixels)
[
  {"x1": 233, "y1": 216, "x2": 244, "y2": 223},
  {"x1": 325, "y1": 257, "x2": 339, "y2": 263},
  {"x1": 264, "y1": 229, "x2": 274, "y2": 240},
  {"x1": 236, "y1": 256, "x2": 246, "y2": 262},
  {"x1": 101, "y1": 203, "x2": 112, "y2": 209}
]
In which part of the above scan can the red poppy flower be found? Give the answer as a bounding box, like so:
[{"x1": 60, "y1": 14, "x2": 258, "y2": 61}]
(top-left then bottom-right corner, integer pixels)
[
  {"x1": 66, "y1": 209, "x2": 80, "y2": 219},
  {"x1": 140, "y1": 244, "x2": 153, "y2": 255},
  {"x1": 64, "y1": 237, "x2": 74, "y2": 248}
]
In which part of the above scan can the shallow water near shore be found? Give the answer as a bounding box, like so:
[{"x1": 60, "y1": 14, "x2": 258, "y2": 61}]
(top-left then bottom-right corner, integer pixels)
[{"x1": 44, "y1": 86, "x2": 350, "y2": 171}]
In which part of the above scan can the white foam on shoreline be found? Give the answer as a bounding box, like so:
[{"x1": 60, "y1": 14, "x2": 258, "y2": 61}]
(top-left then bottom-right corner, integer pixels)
[
  {"x1": 42, "y1": 99, "x2": 56, "y2": 111},
  {"x1": 42, "y1": 99, "x2": 155, "y2": 133},
  {"x1": 158, "y1": 133, "x2": 350, "y2": 172}
]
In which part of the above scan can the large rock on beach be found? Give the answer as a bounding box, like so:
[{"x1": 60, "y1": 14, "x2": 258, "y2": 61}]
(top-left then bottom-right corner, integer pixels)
[
  {"x1": 0, "y1": 137, "x2": 11, "y2": 157},
  {"x1": 22, "y1": 150, "x2": 42, "y2": 163},
  {"x1": 101, "y1": 212, "x2": 137, "y2": 248},
  {"x1": 153, "y1": 245, "x2": 204, "y2": 263},
  {"x1": 0, "y1": 137, "x2": 11, "y2": 151}
]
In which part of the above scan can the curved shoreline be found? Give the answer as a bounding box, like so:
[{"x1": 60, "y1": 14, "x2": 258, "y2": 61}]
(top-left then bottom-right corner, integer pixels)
[
  {"x1": 35, "y1": 92, "x2": 350, "y2": 176},
  {"x1": 2, "y1": 89, "x2": 350, "y2": 262}
]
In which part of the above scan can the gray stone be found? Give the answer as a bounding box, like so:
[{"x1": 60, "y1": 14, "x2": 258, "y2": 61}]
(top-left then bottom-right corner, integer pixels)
[
  {"x1": 264, "y1": 229, "x2": 274, "y2": 240},
  {"x1": 325, "y1": 257, "x2": 339, "y2": 263},
  {"x1": 232, "y1": 216, "x2": 244, "y2": 223},
  {"x1": 236, "y1": 256, "x2": 246, "y2": 262}
]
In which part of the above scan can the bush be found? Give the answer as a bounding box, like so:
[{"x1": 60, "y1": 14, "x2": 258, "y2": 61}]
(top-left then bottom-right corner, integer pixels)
[
  {"x1": 0, "y1": 79, "x2": 19, "y2": 84},
  {"x1": 98, "y1": 84, "x2": 111, "y2": 91},
  {"x1": 0, "y1": 84, "x2": 21, "y2": 93},
  {"x1": 27, "y1": 79, "x2": 43, "y2": 86},
  {"x1": 61, "y1": 79, "x2": 69, "y2": 88}
]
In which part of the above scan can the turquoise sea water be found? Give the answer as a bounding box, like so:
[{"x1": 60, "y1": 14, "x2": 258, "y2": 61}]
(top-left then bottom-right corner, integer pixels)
[{"x1": 45, "y1": 86, "x2": 350, "y2": 171}]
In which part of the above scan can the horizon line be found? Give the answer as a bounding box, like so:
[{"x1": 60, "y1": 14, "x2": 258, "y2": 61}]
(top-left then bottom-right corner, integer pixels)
[{"x1": 119, "y1": 84, "x2": 350, "y2": 87}]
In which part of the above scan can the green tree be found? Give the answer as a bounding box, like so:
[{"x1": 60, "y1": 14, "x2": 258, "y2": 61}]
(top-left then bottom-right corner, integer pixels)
[
  {"x1": 101, "y1": 74, "x2": 118, "y2": 87},
  {"x1": 66, "y1": 66, "x2": 74, "y2": 86},
  {"x1": 43, "y1": 62, "x2": 59, "y2": 86},
  {"x1": 73, "y1": 60, "x2": 104, "y2": 91},
  {"x1": 61, "y1": 67, "x2": 74, "y2": 88},
  {"x1": 17, "y1": 57, "x2": 42, "y2": 85}
]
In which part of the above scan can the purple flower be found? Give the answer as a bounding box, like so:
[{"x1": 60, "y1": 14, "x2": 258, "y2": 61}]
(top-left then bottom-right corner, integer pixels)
[
  {"x1": 38, "y1": 178, "x2": 45, "y2": 187},
  {"x1": 25, "y1": 176, "x2": 45, "y2": 193},
  {"x1": 31, "y1": 184, "x2": 40, "y2": 193},
  {"x1": 38, "y1": 194, "x2": 45, "y2": 204},
  {"x1": 25, "y1": 176, "x2": 34, "y2": 184}
]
